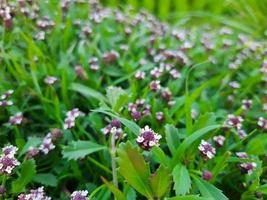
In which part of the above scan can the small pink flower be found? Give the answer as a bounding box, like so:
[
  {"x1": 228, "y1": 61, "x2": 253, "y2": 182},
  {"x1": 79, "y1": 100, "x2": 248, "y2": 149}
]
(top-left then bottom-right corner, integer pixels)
[
  {"x1": 224, "y1": 114, "x2": 243, "y2": 130},
  {"x1": 242, "y1": 99, "x2": 252, "y2": 110},
  {"x1": 135, "y1": 71, "x2": 145, "y2": 80},
  {"x1": 71, "y1": 190, "x2": 88, "y2": 200},
  {"x1": 257, "y1": 117, "x2": 267, "y2": 130},
  {"x1": 213, "y1": 135, "x2": 225, "y2": 147},
  {"x1": 198, "y1": 140, "x2": 216, "y2": 160},
  {"x1": 149, "y1": 80, "x2": 161, "y2": 92},
  {"x1": 9, "y1": 112, "x2": 23, "y2": 125},
  {"x1": 44, "y1": 76, "x2": 58, "y2": 85},
  {"x1": 136, "y1": 126, "x2": 161, "y2": 150}
]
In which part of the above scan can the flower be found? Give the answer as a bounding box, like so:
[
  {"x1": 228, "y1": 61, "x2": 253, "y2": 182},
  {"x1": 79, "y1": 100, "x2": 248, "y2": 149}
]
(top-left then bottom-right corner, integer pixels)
[
  {"x1": 236, "y1": 152, "x2": 248, "y2": 159},
  {"x1": 39, "y1": 133, "x2": 55, "y2": 155},
  {"x1": 161, "y1": 88, "x2": 172, "y2": 101},
  {"x1": 1, "y1": 90, "x2": 14, "y2": 100},
  {"x1": 240, "y1": 162, "x2": 257, "y2": 175},
  {"x1": 136, "y1": 126, "x2": 162, "y2": 150},
  {"x1": 202, "y1": 170, "x2": 212, "y2": 181},
  {"x1": 149, "y1": 80, "x2": 161, "y2": 92},
  {"x1": 237, "y1": 129, "x2": 247, "y2": 139},
  {"x1": 9, "y1": 112, "x2": 23, "y2": 125},
  {"x1": 101, "y1": 119, "x2": 125, "y2": 140},
  {"x1": 18, "y1": 187, "x2": 51, "y2": 200},
  {"x1": 242, "y1": 99, "x2": 252, "y2": 110},
  {"x1": 0, "y1": 145, "x2": 20, "y2": 175},
  {"x1": 102, "y1": 50, "x2": 119, "y2": 64},
  {"x1": 169, "y1": 69, "x2": 181, "y2": 79},
  {"x1": 198, "y1": 140, "x2": 216, "y2": 160},
  {"x1": 224, "y1": 114, "x2": 243, "y2": 129},
  {"x1": 155, "y1": 112, "x2": 164, "y2": 121},
  {"x1": 135, "y1": 71, "x2": 145, "y2": 80},
  {"x1": 0, "y1": 185, "x2": 5, "y2": 195},
  {"x1": 213, "y1": 135, "x2": 225, "y2": 147},
  {"x1": 64, "y1": 108, "x2": 83, "y2": 129},
  {"x1": 25, "y1": 147, "x2": 39, "y2": 160},
  {"x1": 229, "y1": 81, "x2": 240, "y2": 89},
  {"x1": 257, "y1": 117, "x2": 267, "y2": 130},
  {"x1": 0, "y1": 100, "x2": 13, "y2": 107},
  {"x1": 71, "y1": 190, "x2": 88, "y2": 200},
  {"x1": 44, "y1": 76, "x2": 58, "y2": 85}
]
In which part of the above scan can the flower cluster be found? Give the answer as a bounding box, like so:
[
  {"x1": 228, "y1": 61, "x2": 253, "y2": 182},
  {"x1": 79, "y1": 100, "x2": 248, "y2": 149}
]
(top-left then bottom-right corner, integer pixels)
[
  {"x1": 136, "y1": 126, "x2": 162, "y2": 150},
  {"x1": 224, "y1": 114, "x2": 243, "y2": 130},
  {"x1": 18, "y1": 187, "x2": 51, "y2": 200},
  {"x1": 44, "y1": 76, "x2": 58, "y2": 85},
  {"x1": 236, "y1": 152, "x2": 257, "y2": 175},
  {"x1": 0, "y1": 89, "x2": 14, "y2": 107},
  {"x1": 0, "y1": 145, "x2": 20, "y2": 175},
  {"x1": 198, "y1": 140, "x2": 216, "y2": 160},
  {"x1": 101, "y1": 119, "x2": 125, "y2": 140},
  {"x1": 257, "y1": 117, "x2": 267, "y2": 130},
  {"x1": 9, "y1": 112, "x2": 23, "y2": 125},
  {"x1": 63, "y1": 108, "x2": 83, "y2": 129},
  {"x1": 128, "y1": 99, "x2": 151, "y2": 121},
  {"x1": 70, "y1": 190, "x2": 89, "y2": 200}
]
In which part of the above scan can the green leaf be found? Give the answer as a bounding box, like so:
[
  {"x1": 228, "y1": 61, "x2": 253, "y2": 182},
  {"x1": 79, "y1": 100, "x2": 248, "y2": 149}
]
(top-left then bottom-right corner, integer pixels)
[
  {"x1": 117, "y1": 142, "x2": 153, "y2": 199},
  {"x1": 167, "y1": 195, "x2": 213, "y2": 200},
  {"x1": 12, "y1": 159, "x2": 36, "y2": 193},
  {"x1": 101, "y1": 177, "x2": 126, "y2": 200},
  {"x1": 165, "y1": 124, "x2": 180, "y2": 155},
  {"x1": 149, "y1": 165, "x2": 172, "y2": 198},
  {"x1": 171, "y1": 125, "x2": 220, "y2": 168},
  {"x1": 258, "y1": 184, "x2": 267, "y2": 194},
  {"x1": 246, "y1": 134, "x2": 267, "y2": 155},
  {"x1": 192, "y1": 113, "x2": 217, "y2": 132},
  {"x1": 193, "y1": 176, "x2": 228, "y2": 200},
  {"x1": 33, "y1": 173, "x2": 58, "y2": 187},
  {"x1": 92, "y1": 109, "x2": 140, "y2": 135},
  {"x1": 151, "y1": 146, "x2": 170, "y2": 166},
  {"x1": 172, "y1": 164, "x2": 191, "y2": 195},
  {"x1": 106, "y1": 86, "x2": 128, "y2": 112},
  {"x1": 70, "y1": 83, "x2": 108, "y2": 103},
  {"x1": 62, "y1": 140, "x2": 106, "y2": 160}
]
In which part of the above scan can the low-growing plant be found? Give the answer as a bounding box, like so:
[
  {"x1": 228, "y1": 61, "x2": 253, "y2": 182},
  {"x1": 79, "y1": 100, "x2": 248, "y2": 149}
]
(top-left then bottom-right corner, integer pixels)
[{"x1": 0, "y1": 0, "x2": 267, "y2": 200}]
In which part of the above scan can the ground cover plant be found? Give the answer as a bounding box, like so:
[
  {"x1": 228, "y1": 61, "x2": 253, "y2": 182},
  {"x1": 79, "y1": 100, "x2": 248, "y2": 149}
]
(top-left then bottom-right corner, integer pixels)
[{"x1": 0, "y1": 0, "x2": 267, "y2": 199}]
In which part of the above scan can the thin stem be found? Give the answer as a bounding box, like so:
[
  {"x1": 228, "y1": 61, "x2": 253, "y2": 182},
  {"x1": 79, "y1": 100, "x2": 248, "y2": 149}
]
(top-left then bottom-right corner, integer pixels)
[
  {"x1": 111, "y1": 133, "x2": 118, "y2": 188},
  {"x1": 87, "y1": 157, "x2": 112, "y2": 175}
]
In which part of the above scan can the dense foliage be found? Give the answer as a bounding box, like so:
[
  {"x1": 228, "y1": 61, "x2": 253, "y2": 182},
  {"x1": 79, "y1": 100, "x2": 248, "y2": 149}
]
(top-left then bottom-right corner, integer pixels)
[{"x1": 0, "y1": 0, "x2": 267, "y2": 200}]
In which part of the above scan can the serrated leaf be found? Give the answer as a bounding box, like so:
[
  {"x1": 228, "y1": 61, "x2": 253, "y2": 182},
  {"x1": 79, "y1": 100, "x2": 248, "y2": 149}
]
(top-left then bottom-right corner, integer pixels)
[
  {"x1": 117, "y1": 142, "x2": 153, "y2": 199},
  {"x1": 101, "y1": 177, "x2": 126, "y2": 200},
  {"x1": 33, "y1": 173, "x2": 57, "y2": 187},
  {"x1": 62, "y1": 140, "x2": 106, "y2": 160},
  {"x1": 193, "y1": 176, "x2": 228, "y2": 200},
  {"x1": 149, "y1": 165, "x2": 172, "y2": 198},
  {"x1": 165, "y1": 124, "x2": 180, "y2": 155},
  {"x1": 172, "y1": 164, "x2": 191, "y2": 195},
  {"x1": 12, "y1": 159, "x2": 36, "y2": 193}
]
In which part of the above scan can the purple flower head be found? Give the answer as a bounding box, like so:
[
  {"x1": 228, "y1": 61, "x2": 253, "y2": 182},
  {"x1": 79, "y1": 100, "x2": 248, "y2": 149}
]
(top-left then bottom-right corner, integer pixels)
[
  {"x1": 236, "y1": 152, "x2": 248, "y2": 159},
  {"x1": 9, "y1": 112, "x2": 23, "y2": 125},
  {"x1": 169, "y1": 69, "x2": 181, "y2": 79},
  {"x1": 44, "y1": 76, "x2": 58, "y2": 85},
  {"x1": 161, "y1": 88, "x2": 172, "y2": 101},
  {"x1": 229, "y1": 81, "x2": 240, "y2": 89},
  {"x1": 25, "y1": 147, "x2": 39, "y2": 160},
  {"x1": 1, "y1": 89, "x2": 14, "y2": 100},
  {"x1": 2, "y1": 145, "x2": 18, "y2": 157},
  {"x1": 237, "y1": 129, "x2": 247, "y2": 139},
  {"x1": 150, "y1": 67, "x2": 163, "y2": 79},
  {"x1": 240, "y1": 162, "x2": 256, "y2": 175},
  {"x1": 18, "y1": 187, "x2": 51, "y2": 200},
  {"x1": 224, "y1": 114, "x2": 243, "y2": 130},
  {"x1": 102, "y1": 51, "x2": 119, "y2": 64},
  {"x1": 39, "y1": 134, "x2": 55, "y2": 155},
  {"x1": 101, "y1": 120, "x2": 124, "y2": 140},
  {"x1": 242, "y1": 99, "x2": 252, "y2": 110},
  {"x1": 131, "y1": 110, "x2": 142, "y2": 121},
  {"x1": 191, "y1": 109, "x2": 198, "y2": 120},
  {"x1": 64, "y1": 108, "x2": 83, "y2": 129},
  {"x1": 202, "y1": 170, "x2": 212, "y2": 181},
  {"x1": 198, "y1": 140, "x2": 216, "y2": 160},
  {"x1": 135, "y1": 99, "x2": 145, "y2": 107},
  {"x1": 136, "y1": 125, "x2": 162, "y2": 151},
  {"x1": 50, "y1": 128, "x2": 63, "y2": 141},
  {"x1": 71, "y1": 190, "x2": 88, "y2": 200},
  {"x1": 0, "y1": 145, "x2": 20, "y2": 175},
  {"x1": 0, "y1": 100, "x2": 13, "y2": 107},
  {"x1": 213, "y1": 135, "x2": 225, "y2": 147},
  {"x1": 135, "y1": 71, "x2": 145, "y2": 80},
  {"x1": 156, "y1": 112, "x2": 164, "y2": 122},
  {"x1": 150, "y1": 80, "x2": 161, "y2": 92},
  {"x1": 257, "y1": 117, "x2": 267, "y2": 130}
]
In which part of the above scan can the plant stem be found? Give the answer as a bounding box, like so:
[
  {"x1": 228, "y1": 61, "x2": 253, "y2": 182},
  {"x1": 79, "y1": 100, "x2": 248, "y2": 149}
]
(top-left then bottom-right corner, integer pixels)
[{"x1": 111, "y1": 133, "x2": 118, "y2": 188}]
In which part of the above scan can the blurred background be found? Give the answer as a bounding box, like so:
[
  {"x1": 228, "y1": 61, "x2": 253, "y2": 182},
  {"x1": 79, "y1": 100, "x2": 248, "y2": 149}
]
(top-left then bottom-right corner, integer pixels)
[{"x1": 101, "y1": 0, "x2": 267, "y2": 39}]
